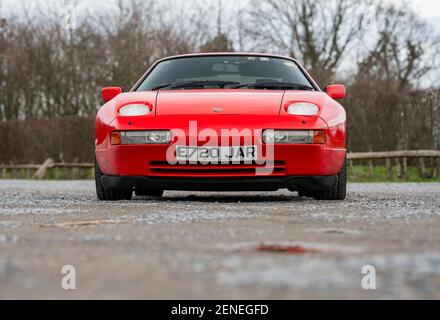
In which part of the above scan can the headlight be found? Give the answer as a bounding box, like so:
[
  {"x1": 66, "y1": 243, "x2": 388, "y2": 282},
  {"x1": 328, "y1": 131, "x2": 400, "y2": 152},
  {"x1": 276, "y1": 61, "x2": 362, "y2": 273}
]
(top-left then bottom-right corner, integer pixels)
[
  {"x1": 119, "y1": 104, "x2": 151, "y2": 116},
  {"x1": 287, "y1": 102, "x2": 319, "y2": 115},
  {"x1": 263, "y1": 130, "x2": 325, "y2": 144},
  {"x1": 111, "y1": 131, "x2": 172, "y2": 145}
]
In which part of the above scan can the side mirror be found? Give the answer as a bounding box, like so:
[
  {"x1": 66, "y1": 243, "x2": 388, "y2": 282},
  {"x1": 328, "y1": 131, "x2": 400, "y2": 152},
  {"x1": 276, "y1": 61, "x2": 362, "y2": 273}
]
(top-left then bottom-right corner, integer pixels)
[
  {"x1": 102, "y1": 86, "x2": 123, "y2": 102},
  {"x1": 325, "y1": 84, "x2": 346, "y2": 100}
]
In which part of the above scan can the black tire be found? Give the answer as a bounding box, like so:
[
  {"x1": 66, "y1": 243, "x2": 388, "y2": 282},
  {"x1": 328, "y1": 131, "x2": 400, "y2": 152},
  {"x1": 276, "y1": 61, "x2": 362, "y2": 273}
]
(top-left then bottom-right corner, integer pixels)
[
  {"x1": 95, "y1": 159, "x2": 132, "y2": 201},
  {"x1": 311, "y1": 158, "x2": 347, "y2": 200},
  {"x1": 135, "y1": 189, "x2": 164, "y2": 197}
]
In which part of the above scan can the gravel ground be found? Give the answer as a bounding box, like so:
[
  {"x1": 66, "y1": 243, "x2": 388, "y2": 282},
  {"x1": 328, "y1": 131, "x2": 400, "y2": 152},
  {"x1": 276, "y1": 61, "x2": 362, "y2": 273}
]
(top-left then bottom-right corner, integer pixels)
[{"x1": 0, "y1": 180, "x2": 439, "y2": 299}]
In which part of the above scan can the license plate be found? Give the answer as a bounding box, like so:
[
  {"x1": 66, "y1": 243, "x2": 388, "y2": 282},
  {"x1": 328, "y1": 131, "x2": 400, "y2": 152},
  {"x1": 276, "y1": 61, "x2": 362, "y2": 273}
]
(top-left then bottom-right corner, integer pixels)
[{"x1": 176, "y1": 146, "x2": 257, "y2": 163}]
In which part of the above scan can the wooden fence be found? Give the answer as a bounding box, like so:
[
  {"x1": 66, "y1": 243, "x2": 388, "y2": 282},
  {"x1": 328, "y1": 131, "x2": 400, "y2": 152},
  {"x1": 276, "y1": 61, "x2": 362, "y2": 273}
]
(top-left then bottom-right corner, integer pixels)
[
  {"x1": 347, "y1": 150, "x2": 440, "y2": 179},
  {"x1": 0, "y1": 150, "x2": 439, "y2": 180},
  {"x1": 0, "y1": 159, "x2": 94, "y2": 179}
]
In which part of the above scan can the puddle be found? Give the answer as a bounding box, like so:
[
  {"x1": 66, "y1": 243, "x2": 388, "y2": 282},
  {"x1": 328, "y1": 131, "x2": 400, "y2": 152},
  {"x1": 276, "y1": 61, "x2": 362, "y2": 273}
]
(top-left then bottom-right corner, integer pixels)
[
  {"x1": 257, "y1": 244, "x2": 321, "y2": 254},
  {"x1": 306, "y1": 228, "x2": 364, "y2": 235},
  {"x1": 216, "y1": 241, "x2": 362, "y2": 254}
]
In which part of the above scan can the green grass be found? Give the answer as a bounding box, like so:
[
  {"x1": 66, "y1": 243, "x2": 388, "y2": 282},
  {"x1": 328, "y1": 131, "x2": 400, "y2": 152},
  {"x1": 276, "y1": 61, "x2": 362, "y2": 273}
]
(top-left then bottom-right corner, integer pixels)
[
  {"x1": 348, "y1": 165, "x2": 440, "y2": 183},
  {"x1": 0, "y1": 167, "x2": 94, "y2": 180}
]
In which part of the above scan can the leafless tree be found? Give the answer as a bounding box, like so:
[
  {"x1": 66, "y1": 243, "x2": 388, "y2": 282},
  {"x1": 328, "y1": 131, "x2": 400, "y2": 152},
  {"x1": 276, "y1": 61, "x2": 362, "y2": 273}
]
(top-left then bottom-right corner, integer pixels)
[
  {"x1": 358, "y1": 3, "x2": 439, "y2": 90},
  {"x1": 245, "y1": 0, "x2": 371, "y2": 84},
  {"x1": 351, "y1": 3, "x2": 440, "y2": 151}
]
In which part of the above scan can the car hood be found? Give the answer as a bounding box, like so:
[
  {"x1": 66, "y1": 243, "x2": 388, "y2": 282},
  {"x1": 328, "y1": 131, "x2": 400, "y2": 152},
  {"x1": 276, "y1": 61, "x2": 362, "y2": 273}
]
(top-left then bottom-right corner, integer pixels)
[
  {"x1": 155, "y1": 90, "x2": 285, "y2": 115},
  {"x1": 104, "y1": 90, "x2": 337, "y2": 120}
]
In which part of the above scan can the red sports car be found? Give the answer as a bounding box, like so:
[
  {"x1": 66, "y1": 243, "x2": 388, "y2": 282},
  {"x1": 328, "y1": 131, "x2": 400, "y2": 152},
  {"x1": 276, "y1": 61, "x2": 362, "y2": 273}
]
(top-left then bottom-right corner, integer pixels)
[{"x1": 95, "y1": 53, "x2": 347, "y2": 201}]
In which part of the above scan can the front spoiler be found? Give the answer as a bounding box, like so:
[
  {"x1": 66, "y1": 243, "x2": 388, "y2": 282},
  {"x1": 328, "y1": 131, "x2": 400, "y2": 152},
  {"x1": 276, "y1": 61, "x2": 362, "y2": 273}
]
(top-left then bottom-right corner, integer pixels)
[{"x1": 101, "y1": 175, "x2": 338, "y2": 192}]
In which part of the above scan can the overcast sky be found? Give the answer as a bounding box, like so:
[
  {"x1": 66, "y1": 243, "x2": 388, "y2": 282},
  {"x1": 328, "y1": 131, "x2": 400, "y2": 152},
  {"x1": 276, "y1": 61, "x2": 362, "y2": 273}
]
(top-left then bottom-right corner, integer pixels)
[
  {"x1": 2, "y1": 0, "x2": 440, "y2": 52},
  {"x1": 390, "y1": 0, "x2": 440, "y2": 28},
  {"x1": 3, "y1": 0, "x2": 439, "y2": 52},
  {"x1": 3, "y1": 0, "x2": 440, "y2": 26}
]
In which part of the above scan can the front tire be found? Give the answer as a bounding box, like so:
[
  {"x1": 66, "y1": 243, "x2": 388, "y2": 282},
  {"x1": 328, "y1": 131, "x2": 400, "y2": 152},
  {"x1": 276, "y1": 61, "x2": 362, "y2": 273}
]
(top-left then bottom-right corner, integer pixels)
[
  {"x1": 311, "y1": 158, "x2": 347, "y2": 201},
  {"x1": 95, "y1": 159, "x2": 132, "y2": 201}
]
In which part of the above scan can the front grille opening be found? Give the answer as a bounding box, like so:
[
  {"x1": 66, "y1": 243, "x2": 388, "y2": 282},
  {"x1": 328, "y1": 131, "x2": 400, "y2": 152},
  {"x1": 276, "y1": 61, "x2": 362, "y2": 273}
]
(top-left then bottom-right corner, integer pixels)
[{"x1": 149, "y1": 161, "x2": 286, "y2": 177}]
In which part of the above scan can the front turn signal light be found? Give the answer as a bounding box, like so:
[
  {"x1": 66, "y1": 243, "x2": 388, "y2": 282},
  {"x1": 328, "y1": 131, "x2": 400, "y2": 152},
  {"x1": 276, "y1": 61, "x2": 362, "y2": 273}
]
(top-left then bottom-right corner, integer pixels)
[
  {"x1": 313, "y1": 130, "x2": 326, "y2": 144},
  {"x1": 111, "y1": 132, "x2": 122, "y2": 145}
]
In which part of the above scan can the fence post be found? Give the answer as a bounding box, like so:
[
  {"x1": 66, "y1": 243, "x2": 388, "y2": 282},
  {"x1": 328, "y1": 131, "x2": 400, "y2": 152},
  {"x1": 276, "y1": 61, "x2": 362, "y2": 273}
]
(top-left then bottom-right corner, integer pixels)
[
  {"x1": 349, "y1": 160, "x2": 354, "y2": 179},
  {"x1": 395, "y1": 158, "x2": 402, "y2": 179},
  {"x1": 418, "y1": 158, "x2": 426, "y2": 178},
  {"x1": 34, "y1": 158, "x2": 55, "y2": 179},
  {"x1": 367, "y1": 160, "x2": 374, "y2": 177},
  {"x1": 402, "y1": 157, "x2": 408, "y2": 180},
  {"x1": 385, "y1": 158, "x2": 392, "y2": 179},
  {"x1": 435, "y1": 157, "x2": 440, "y2": 178},
  {"x1": 429, "y1": 157, "x2": 437, "y2": 178}
]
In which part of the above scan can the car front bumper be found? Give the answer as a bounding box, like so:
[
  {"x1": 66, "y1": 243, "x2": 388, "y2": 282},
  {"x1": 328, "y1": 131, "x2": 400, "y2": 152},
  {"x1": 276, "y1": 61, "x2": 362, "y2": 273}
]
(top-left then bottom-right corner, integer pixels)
[
  {"x1": 101, "y1": 174, "x2": 339, "y2": 192},
  {"x1": 96, "y1": 144, "x2": 346, "y2": 177}
]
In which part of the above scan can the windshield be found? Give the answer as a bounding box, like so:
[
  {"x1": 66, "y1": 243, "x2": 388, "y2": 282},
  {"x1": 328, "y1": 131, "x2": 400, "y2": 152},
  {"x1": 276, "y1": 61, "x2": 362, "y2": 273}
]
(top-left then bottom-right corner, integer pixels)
[{"x1": 135, "y1": 55, "x2": 315, "y2": 91}]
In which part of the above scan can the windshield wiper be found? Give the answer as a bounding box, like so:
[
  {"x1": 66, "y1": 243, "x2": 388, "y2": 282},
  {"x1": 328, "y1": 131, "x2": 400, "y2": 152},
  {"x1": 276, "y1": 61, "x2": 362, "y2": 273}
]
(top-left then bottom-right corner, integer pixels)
[
  {"x1": 152, "y1": 80, "x2": 240, "y2": 91},
  {"x1": 231, "y1": 82, "x2": 314, "y2": 91}
]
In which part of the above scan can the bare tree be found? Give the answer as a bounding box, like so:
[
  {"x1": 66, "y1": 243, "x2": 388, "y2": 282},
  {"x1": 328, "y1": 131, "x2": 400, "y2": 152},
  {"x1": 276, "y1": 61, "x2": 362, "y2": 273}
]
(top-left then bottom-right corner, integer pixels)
[
  {"x1": 358, "y1": 3, "x2": 439, "y2": 90},
  {"x1": 245, "y1": 0, "x2": 371, "y2": 84},
  {"x1": 200, "y1": 34, "x2": 234, "y2": 52},
  {"x1": 351, "y1": 3, "x2": 440, "y2": 151}
]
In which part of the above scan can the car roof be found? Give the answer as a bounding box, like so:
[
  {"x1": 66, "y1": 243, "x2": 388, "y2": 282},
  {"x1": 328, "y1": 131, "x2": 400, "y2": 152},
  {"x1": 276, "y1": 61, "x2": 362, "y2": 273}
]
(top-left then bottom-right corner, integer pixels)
[{"x1": 155, "y1": 52, "x2": 300, "y2": 64}]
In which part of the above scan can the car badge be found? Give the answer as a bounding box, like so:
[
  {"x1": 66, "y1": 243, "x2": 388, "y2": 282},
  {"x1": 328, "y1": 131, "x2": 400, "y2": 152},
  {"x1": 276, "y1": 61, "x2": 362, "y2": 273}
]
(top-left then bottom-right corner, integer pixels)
[{"x1": 212, "y1": 107, "x2": 223, "y2": 113}]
